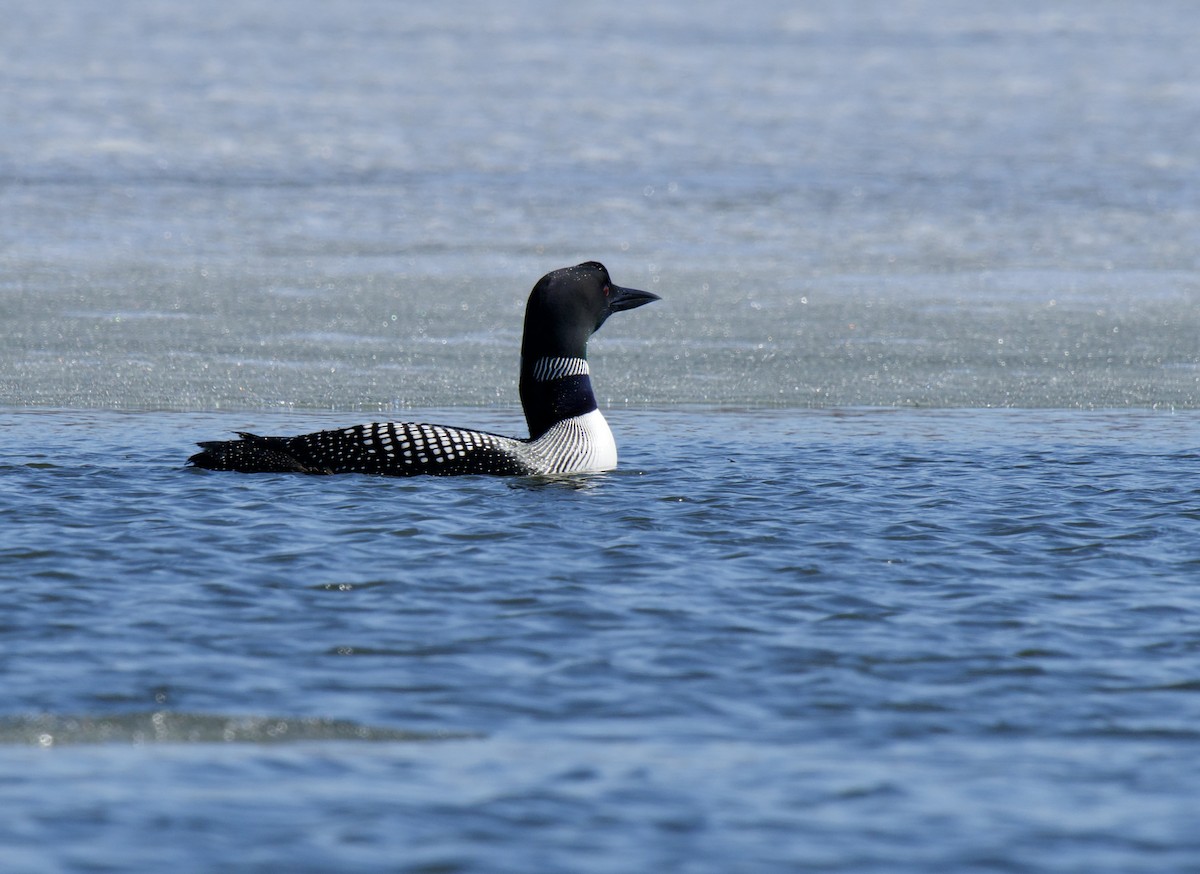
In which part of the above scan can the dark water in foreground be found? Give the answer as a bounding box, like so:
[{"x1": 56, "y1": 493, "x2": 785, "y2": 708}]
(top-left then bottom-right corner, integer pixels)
[{"x1": 2, "y1": 408, "x2": 1199, "y2": 872}]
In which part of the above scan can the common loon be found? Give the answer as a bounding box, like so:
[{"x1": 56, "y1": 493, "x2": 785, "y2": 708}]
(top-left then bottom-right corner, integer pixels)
[{"x1": 188, "y1": 261, "x2": 660, "y2": 476}]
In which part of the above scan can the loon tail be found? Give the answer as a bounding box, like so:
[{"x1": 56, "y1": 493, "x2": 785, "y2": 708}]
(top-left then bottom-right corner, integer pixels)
[{"x1": 188, "y1": 433, "x2": 329, "y2": 474}]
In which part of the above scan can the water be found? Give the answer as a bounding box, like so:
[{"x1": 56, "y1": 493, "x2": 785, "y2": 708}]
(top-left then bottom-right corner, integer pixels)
[
  {"x1": 3, "y1": 0, "x2": 1200, "y2": 871},
  {"x1": 4, "y1": 408, "x2": 1200, "y2": 872}
]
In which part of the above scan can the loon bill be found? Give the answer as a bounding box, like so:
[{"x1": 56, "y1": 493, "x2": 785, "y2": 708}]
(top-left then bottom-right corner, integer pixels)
[{"x1": 188, "y1": 261, "x2": 660, "y2": 477}]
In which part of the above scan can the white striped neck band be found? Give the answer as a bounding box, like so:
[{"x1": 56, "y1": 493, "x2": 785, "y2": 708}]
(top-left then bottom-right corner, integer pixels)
[{"x1": 531, "y1": 356, "x2": 590, "y2": 383}]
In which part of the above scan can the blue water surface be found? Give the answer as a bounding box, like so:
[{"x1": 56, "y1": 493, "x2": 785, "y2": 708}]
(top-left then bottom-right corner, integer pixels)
[{"x1": 2, "y1": 408, "x2": 1199, "y2": 872}]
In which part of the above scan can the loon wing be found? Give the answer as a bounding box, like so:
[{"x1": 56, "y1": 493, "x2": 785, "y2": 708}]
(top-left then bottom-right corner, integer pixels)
[{"x1": 189, "y1": 422, "x2": 534, "y2": 477}]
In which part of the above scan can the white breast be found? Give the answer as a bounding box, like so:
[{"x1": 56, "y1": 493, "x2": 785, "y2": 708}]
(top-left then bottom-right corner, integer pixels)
[{"x1": 527, "y1": 409, "x2": 618, "y2": 474}]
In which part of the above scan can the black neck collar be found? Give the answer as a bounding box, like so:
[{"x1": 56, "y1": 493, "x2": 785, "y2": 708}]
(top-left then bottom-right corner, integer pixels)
[{"x1": 519, "y1": 356, "x2": 598, "y2": 439}]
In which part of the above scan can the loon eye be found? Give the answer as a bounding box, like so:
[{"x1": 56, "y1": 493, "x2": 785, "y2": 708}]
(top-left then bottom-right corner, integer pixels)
[{"x1": 603, "y1": 284, "x2": 610, "y2": 296}]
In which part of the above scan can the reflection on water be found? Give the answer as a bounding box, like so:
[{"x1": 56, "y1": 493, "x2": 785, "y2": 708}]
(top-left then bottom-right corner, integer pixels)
[
  {"x1": 2, "y1": 2, "x2": 1197, "y2": 412},
  {"x1": 0, "y1": 712, "x2": 475, "y2": 747}
]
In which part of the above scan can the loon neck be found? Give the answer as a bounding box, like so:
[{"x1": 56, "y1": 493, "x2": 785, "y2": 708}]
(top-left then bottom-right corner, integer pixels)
[{"x1": 519, "y1": 355, "x2": 598, "y2": 440}]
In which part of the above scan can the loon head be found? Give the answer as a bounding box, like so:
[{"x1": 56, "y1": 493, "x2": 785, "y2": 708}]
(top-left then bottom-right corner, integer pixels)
[
  {"x1": 520, "y1": 261, "x2": 660, "y2": 361},
  {"x1": 519, "y1": 262, "x2": 659, "y2": 440}
]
